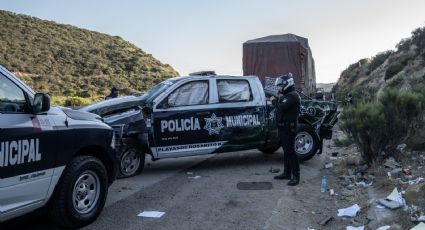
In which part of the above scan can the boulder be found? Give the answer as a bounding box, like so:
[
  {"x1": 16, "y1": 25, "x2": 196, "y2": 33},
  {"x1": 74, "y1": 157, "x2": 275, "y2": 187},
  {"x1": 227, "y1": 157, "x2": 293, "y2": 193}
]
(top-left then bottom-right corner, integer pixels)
[{"x1": 405, "y1": 183, "x2": 425, "y2": 208}]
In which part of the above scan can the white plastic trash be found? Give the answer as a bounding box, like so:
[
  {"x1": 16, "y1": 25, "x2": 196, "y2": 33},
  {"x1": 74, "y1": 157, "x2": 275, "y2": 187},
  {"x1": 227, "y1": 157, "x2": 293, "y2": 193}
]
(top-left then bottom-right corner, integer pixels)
[
  {"x1": 337, "y1": 204, "x2": 360, "y2": 217},
  {"x1": 411, "y1": 222, "x2": 425, "y2": 230},
  {"x1": 346, "y1": 226, "x2": 364, "y2": 230},
  {"x1": 137, "y1": 211, "x2": 165, "y2": 218}
]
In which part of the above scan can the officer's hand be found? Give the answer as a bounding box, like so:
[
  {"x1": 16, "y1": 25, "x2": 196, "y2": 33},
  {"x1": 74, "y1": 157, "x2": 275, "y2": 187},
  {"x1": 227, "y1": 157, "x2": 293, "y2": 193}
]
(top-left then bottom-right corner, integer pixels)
[{"x1": 270, "y1": 96, "x2": 276, "y2": 101}]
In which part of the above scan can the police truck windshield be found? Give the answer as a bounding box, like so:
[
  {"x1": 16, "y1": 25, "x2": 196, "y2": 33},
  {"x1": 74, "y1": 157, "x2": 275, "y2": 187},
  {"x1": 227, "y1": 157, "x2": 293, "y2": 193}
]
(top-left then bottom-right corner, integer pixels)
[{"x1": 141, "y1": 79, "x2": 179, "y2": 102}]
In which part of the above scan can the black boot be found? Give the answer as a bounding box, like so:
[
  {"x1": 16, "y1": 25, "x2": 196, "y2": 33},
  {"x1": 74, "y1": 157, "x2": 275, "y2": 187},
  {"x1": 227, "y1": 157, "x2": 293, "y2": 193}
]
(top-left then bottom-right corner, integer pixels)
[
  {"x1": 274, "y1": 170, "x2": 291, "y2": 180},
  {"x1": 287, "y1": 172, "x2": 300, "y2": 186}
]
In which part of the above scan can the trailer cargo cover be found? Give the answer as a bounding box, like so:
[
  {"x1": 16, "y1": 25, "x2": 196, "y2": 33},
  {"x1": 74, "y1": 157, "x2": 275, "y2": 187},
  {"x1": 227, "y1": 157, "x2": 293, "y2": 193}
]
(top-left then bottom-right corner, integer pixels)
[{"x1": 243, "y1": 34, "x2": 316, "y2": 96}]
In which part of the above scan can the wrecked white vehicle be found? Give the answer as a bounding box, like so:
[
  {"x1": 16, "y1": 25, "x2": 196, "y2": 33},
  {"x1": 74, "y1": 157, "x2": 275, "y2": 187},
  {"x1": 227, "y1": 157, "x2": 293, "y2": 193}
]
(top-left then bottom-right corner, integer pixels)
[{"x1": 80, "y1": 75, "x2": 338, "y2": 178}]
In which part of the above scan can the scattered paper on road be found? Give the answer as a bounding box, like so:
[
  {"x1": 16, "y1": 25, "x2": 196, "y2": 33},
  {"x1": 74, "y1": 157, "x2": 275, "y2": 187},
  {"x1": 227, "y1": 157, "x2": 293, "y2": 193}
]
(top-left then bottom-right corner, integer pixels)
[
  {"x1": 355, "y1": 181, "x2": 373, "y2": 188},
  {"x1": 377, "y1": 225, "x2": 391, "y2": 230},
  {"x1": 377, "y1": 198, "x2": 402, "y2": 210},
  {"x1": 409, "y1": 177, "x2": 424, "y2": 185},
  {"x1": 137, "y1": 211, "x2": 165, "y2": 218},
  {"x1": 337, "y1": 204, "x2": 360, "y2": 217},
  {"x1": 387, "y1": 188, "x2": 404, "y2": 204},
  {"x1": 376, "y1": 204, "x2": 386, "y2": 209},
  {"x1": 411, "y1": 222, "x2": 425, "y2": 230},
  {"x1": 346, "y1": 226, "x2": 364, "y2": 230}
]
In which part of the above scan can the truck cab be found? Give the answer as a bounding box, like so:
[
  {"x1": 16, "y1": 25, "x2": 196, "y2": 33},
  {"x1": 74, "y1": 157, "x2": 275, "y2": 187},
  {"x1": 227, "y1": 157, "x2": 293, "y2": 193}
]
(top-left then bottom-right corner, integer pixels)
[
  {"x1": 81, "y1": 75, "x2": 338, "y2": 178},
  {"x1": 0, "y1": 65, "x2": 118, "y2": 228},
  {"x1": 150, "y1": 75, "x2": 267, "y2": 158}
]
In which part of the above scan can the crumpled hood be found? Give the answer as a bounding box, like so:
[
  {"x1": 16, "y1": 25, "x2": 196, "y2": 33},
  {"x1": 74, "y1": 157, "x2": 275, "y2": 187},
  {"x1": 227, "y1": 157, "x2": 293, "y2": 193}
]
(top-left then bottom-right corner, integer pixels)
[
  {"x1": 61, "y1": 107, "x2": 103, "y2": 121},
  {"x1": 79, "y1": 96, "x2": 146, "y2": 117}
]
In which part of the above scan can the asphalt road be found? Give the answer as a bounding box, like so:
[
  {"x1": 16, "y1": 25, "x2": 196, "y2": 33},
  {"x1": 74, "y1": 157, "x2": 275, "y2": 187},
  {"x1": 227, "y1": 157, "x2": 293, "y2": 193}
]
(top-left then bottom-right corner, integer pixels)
[{"x1": 2, "y1": 148, "x2": 335, "y2": 230}]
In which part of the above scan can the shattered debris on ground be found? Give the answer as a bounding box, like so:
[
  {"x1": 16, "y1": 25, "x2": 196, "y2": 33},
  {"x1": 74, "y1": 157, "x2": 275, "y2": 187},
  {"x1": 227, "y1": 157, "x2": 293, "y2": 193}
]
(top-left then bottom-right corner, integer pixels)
[{"x1": 322, "y1": 127, "x2": 425, "y2": 229}]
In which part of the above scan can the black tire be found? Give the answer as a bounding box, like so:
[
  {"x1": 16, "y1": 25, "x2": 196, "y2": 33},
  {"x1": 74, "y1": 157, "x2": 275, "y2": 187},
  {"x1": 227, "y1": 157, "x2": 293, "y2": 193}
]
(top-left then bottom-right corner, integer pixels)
[
  {"x1": 117, "y1": 141, "x2": 145, "y2": 178},
  {"x1": 258, "y1": 146, "x2": 280, "y2": 154},
  {"x1": 49, "y1": 156, "x2": 108, "y2": 229},
  {"x1": 295, "y1": 123, "x2": 319, "y2": 161}
]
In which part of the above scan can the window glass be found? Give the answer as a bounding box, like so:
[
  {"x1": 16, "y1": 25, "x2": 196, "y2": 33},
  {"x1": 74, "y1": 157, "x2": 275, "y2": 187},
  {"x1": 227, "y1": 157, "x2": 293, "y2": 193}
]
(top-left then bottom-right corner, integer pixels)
[
  {"x1": 141, "y1": 78, "x2": 179, "y2": 102},
  {"x1": 167, "y1": 81, "x2": 209, "y2": 107},
  {"x1": 0, "y1": 74, "x2": 26, "y2": 113},
  {"x1": 217, "y1": 80, "x2": 252, "y2": 103}
]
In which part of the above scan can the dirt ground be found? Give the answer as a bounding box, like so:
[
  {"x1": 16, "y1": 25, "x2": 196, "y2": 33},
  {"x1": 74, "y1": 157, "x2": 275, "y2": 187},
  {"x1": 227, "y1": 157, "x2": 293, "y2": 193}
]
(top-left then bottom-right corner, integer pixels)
[
  {"x1": 2, "y1": 124, "x2": 423, "y2": 230},
  {"x1": 322, "y1": 125, "x2": 425, "y2": 230}
]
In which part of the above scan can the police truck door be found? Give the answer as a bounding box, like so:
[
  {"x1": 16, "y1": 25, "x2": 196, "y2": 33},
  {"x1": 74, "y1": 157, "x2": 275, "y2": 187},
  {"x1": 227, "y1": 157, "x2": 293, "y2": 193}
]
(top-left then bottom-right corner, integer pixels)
[
  {"x1": 0, "y1": 72, "x2": 55, "y2": 215},
  {"x1": 211, "y1": 78, "x2": 267, "y2": 151},
  {"x1": 152, "y1": 79, "x2": 225, "y2": 158}
]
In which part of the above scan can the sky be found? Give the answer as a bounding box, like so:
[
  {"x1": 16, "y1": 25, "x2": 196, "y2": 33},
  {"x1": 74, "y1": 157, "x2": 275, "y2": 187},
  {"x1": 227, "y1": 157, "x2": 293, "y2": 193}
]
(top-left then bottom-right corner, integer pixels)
[{"x1": 1, "y1": 0, "x2": 424, "y2": 83}]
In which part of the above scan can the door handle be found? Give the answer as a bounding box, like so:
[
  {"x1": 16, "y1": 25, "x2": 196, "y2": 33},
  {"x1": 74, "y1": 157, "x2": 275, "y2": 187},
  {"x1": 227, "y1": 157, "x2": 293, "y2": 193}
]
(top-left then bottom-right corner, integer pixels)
[{"x1": 196, "y1": 111, "x2": 211, "y2": 115}]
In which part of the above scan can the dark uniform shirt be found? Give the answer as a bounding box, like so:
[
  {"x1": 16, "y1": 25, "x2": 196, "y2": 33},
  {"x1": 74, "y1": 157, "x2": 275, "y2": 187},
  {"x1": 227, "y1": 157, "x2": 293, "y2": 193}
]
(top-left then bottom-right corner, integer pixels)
[{"x1": 274, "y1": 91, "x2": 301, "y2": 132}]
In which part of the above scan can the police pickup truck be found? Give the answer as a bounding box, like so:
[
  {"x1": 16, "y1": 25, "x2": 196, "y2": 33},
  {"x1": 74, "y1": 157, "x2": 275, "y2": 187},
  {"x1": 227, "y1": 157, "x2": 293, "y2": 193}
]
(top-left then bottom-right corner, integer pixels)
[
  {"x1": 0, "y1": 65, "x2": 118, "y2": 228},
  {"x1": 81, "y1": 74, "x2": 338, "y2": 178}
]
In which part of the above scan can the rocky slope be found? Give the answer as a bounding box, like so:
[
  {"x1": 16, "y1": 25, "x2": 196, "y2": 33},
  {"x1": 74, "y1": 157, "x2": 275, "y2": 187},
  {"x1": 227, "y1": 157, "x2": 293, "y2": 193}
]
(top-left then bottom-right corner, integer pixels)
[{"x1": 334, "y1": 26, "x2": 425, "y2": 101}]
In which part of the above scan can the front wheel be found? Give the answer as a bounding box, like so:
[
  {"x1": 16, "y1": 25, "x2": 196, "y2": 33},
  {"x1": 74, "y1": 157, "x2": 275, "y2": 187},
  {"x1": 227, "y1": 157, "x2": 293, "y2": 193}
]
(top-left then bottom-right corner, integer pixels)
[
  {"x1": 118, "y1": 140, "x2": 145, "y2": 178},
  {"x1": 49, "y1": 156, "x2": 108, "y2": 229},
  {"x1": 295, "y1": 124, "x2": 319, "y2": 161}
]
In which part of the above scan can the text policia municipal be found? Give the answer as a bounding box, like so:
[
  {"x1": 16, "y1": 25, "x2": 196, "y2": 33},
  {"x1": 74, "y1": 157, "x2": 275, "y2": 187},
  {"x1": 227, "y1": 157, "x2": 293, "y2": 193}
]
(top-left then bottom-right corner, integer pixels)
[
  {"x1": 160, "y1": 114, "x2": 261, "y2": 133},
  {"x1": 0, "y1": 139, "x2": 42, "y2": 167}
]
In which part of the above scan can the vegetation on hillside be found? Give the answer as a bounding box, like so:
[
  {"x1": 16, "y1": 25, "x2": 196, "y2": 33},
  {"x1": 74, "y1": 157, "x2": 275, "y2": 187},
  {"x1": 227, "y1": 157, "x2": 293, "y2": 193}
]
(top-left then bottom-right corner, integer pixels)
[
  {"x1": 341, "y1": 87, "x2": 425, "y2": 162},
  {"x1": 336, "y1": 26, "x2": 425, "y2": 162},
  {"x1": 334, "y1": 26, "x2": 425, "y2": 103},
  {"x1": 0, "y1": 10, "x2": 179, "y2": 104}
]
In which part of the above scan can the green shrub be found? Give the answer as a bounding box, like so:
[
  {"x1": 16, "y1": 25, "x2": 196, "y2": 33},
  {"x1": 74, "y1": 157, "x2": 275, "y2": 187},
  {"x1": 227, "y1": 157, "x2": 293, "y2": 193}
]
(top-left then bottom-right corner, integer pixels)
[
  {"x1": 336, "y1": 85, "x2": 377, "y2": 106},
  {"x1": 368, "y1": 50, "x2": 393, "y2": 73},
  {"x1": 334, "y1": 137, "x2": 353, "y2": 147},
  {"x1": 50, "y1": 96, "x2": 66, "y2": 106},
  {"x1": 341, "y1": 102, "x2": 387, "y2": 162},
  {"x1": 63, "y1": 96, "x2": 91, "y2": 107},
  {"x1": 341, "y1": 88, "x2": 425, "y2": 163},
  {"x1": 385, "y1": 62, "x2": 404, "y2": 80},
  {"x1": 411, "y1": 26, "x2": 425, "y2": 53},
  {"x1": 396, "y1": 38, "x2": 412, "y2": 52}
]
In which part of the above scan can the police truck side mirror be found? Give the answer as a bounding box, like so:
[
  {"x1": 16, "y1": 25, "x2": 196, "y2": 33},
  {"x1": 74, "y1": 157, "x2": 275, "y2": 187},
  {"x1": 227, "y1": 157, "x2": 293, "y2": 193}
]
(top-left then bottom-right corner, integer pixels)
[{"x1": 33, "y1": 93, "x2": 50, "y2": 114}]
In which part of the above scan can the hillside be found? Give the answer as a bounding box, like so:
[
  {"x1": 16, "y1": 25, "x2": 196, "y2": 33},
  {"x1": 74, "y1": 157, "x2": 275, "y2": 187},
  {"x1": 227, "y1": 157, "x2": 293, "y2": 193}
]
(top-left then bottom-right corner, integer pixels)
[
  {"x1": 0, "y1": 10, "x2": 179, "y2": 103},
  {"x1": 334, "y1": 26, "x2": 425, "y2": 102},
  {"x1": 335, "y1": 25, "x2": 425, "y2": 149}
]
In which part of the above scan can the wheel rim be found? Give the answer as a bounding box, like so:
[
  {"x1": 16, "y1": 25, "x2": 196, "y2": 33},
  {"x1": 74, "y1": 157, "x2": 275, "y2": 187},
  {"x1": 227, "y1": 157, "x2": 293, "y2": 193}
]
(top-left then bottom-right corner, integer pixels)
[
  {"x1": 120, "y1": 149, "x2": 141, "y2": 176},
  {"x1": 295, "y1": 131, "x2": 314, "y2": 155},
  {"x1": 72, "y1": 170, "x2": 100, "y2": 214}
]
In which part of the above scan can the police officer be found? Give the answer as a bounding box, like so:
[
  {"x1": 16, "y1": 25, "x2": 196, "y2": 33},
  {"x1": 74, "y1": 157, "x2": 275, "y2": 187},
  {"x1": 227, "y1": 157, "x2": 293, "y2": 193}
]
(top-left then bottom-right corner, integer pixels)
[
  {"x1": 105, "y1": 87, "x2": 118, "y2": 100},
  {"x1": 271, "y1": 73, "x2": 301, "y2": 186}
]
